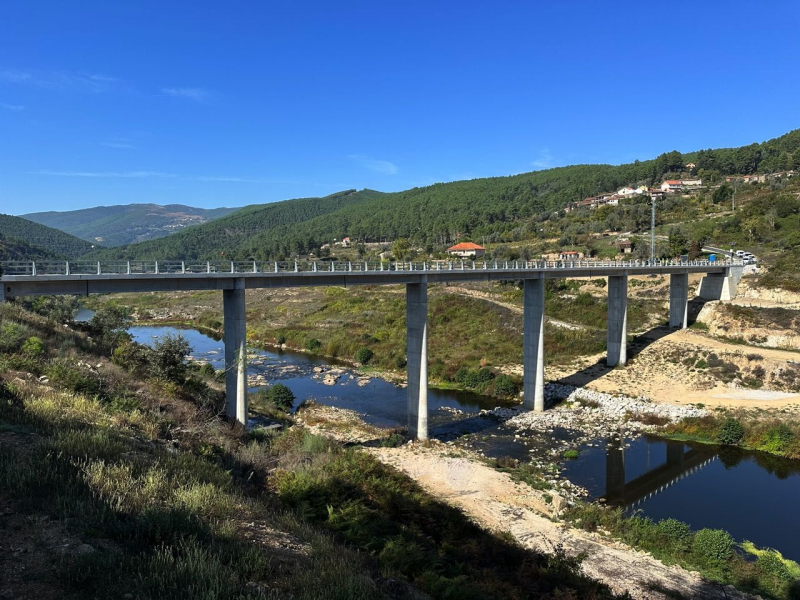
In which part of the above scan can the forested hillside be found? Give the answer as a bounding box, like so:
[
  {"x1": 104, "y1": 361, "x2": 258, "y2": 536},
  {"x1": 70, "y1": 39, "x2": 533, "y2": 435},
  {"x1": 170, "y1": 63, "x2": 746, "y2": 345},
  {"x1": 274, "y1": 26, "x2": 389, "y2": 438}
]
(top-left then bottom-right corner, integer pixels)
[
  {"x1": 24, "y1": 203, "x2": 237, "y2": 246},
  {"x1": 0, "y1": 214, "x2": 95, "y2": 259},
  {"x1": 89, "y1": 189, "x2": 384, "y2": 260},
  {"x1": 0, "y1": 233, "x2": 64, "y2": 261},
  {"x1": 89, "y1": 129, "x2": 800, "y2": 261}
]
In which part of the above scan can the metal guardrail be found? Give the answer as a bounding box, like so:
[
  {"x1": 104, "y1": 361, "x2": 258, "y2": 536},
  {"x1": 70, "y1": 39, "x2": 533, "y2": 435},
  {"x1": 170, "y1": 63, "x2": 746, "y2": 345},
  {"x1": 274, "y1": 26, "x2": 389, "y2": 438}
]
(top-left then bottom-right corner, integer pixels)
[{"x1": 0, "y1": 258, "x2": 742, "y2": 277}]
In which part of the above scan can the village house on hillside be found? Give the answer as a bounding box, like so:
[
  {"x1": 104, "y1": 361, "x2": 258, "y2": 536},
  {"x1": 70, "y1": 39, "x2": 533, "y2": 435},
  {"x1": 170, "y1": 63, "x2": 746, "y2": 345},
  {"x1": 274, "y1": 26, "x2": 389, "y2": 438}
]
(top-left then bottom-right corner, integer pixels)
[{"x1": 447, "y1": 242, "x2": 486, "y2": 258}]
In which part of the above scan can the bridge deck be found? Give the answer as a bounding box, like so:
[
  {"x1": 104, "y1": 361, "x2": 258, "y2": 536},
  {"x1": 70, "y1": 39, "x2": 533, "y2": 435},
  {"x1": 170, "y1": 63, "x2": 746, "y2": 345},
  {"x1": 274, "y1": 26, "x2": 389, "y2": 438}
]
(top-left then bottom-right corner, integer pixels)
[{"x1": 1, "y1": 259, "x2": 738, "y2": 297}]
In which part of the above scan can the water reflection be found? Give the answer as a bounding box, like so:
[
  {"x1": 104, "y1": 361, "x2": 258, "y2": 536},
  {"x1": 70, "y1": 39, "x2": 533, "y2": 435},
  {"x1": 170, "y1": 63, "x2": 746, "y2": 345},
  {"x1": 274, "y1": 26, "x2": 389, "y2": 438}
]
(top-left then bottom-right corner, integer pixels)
[{"x1": 562, "y1": 435, "x2": 800, "y2": 560}]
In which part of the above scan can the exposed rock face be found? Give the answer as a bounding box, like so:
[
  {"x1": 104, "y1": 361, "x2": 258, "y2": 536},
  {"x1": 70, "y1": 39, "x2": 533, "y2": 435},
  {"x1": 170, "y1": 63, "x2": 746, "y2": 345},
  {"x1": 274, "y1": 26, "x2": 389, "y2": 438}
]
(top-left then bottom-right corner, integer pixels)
[{"x1": 696, "y1": 302, "x2": 800, "y2": 350}]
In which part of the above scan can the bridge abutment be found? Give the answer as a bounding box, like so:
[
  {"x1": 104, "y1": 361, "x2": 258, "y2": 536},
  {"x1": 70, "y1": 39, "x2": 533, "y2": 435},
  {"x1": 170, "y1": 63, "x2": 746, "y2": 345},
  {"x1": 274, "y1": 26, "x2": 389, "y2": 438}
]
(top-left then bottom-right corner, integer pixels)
[
  {"x1": 223, "y1": 279, "x2": 248, "y2": 425},
  {"x1": 669, "y1": 272, "x2": 689, "y2": 328},
  {"x1": 523, "y1": 278, "x2": 545, "y2": 412},
  {"x1": 406, "y1": 278, "x2": 428, "y2": 440},
  {"x1": 697, "y1": 266, "x2": 744, "y2": 301},
  {"x1": 607, "y1": 274, "x2": 628, "y2": 366}
]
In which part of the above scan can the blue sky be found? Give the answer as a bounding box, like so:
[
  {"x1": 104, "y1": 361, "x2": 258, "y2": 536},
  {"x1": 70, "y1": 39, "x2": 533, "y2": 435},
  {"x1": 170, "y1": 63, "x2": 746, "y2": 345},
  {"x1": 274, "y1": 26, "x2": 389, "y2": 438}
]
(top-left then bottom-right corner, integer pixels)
[{"x1": 1, "y1": 0, "x2": 799, "y2": 214}]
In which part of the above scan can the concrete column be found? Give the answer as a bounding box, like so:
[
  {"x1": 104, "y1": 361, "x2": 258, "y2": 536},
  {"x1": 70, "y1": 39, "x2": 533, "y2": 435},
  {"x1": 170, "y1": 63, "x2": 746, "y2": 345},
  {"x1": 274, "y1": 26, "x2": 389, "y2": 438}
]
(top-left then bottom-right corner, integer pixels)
[
  {"x1": 669, "y1": 272, "x2": 689, "y2": 329},
  {"x1": 523, "y1": 278, "x2": 545, "y2": 412},
  {"x1": 223, "y1": 279, "x2": 248, "y2": 425},
  {"x1": 607, "y1": 275, "x2": 628, "y2": 366},
  {"x1": 406, "y1": 278, "x2": 428, "y2": 440}
]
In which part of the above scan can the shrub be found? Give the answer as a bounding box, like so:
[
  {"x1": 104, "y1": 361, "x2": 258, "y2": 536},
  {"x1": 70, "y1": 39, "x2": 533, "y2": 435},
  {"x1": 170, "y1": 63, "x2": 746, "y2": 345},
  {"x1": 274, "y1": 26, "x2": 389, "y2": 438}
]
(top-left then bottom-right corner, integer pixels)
[
  {"x1": 0, "y1": 321, "x2": 28, "y2": 353},
  {"x1": 493, "y1": 375, "x2": 518, "y2": 397},
  {"x1": 47, "y1": 360, "x2": 101, "y2": 397},
  {"x1": 463, "y1": 370, "x2": 480, "y2": 388},
  {"x1": 760, "y1": 423, "x2": 794, "y2": 453},
  {"x1": 563, "y1": 450, "x2": 579, "y2": 460},
  {"x1": 717, "y1": 418, "x2": 745, "y2": 445},
  {"x1": 756, "y1": 550, "x2": 794, "y2": 582},
  {"x1": 148, "y1": 334, "x2": 191, "y2": 384},
  {"x1": 276, "y1": 334, "x2": 287, "y2": 345},
  {"x1": 394, "y1": 354, "x2": 407, "y2": 369},
  {"x1": 694, "y1": 359, "x2": 708, "y2": 369},
  {"x1": 21, "y1": 336, "x2": 44, "y2": 357},
  {"x1": 88, "y1": 306, "x2": 133, "y2": 352},
  {"x1": 453, "y1": 366, "x2": 470, "y2": 383},
  {"x1": 692, "y1": 529, "x2": 734, "y2": 562},
  {"x1": 305, "y1": 338, "x2": 321, "y2": 352},
  {"x1": 354, "y1": 347, "x2": 374, "y2": 365},
  {"x1": 266, "y1": 383, "x2": 295, "y2": 411},
  {"x1": 657, "y1": 518, "x2": 693, "y2": 551},
  {"x1": 112, "y1": 341, "x2": 150, "y2": 373},
  {"x1": 476, "y1": 367, "x2": 495, "y2": 383}
]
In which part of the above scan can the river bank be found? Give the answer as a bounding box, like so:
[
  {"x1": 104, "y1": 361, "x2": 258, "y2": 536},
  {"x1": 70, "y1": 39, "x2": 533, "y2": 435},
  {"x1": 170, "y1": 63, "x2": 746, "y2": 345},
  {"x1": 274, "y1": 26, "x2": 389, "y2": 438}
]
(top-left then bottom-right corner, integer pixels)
[
  {"x1": 295, "y1": 402, "x2": 760, "y2": 600},
  {"x1": 120, "y1": 318, "x2": 800, "y2": 597}
]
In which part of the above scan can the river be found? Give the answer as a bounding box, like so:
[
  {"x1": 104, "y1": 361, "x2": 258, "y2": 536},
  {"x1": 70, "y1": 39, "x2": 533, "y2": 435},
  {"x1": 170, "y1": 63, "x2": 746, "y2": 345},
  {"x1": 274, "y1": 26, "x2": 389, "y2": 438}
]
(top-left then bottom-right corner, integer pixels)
[{"x1": 128, "y1": 322, "x2": 800, "y2": 561}]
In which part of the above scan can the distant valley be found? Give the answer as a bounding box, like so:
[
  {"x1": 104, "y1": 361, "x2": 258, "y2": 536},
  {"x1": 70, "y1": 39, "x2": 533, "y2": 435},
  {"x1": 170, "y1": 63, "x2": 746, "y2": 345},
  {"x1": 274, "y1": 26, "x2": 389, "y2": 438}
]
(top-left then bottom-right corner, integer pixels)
[{"x1": 23, "y1": 203, "x2": 238, "y2": 247}]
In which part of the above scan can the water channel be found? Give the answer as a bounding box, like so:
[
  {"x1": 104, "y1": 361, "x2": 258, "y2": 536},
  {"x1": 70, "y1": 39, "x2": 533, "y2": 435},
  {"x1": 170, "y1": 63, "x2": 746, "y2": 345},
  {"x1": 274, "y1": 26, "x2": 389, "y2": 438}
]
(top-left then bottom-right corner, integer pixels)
[{"x1": 126, "y1": 322, "x2": 800, "y2": 560}]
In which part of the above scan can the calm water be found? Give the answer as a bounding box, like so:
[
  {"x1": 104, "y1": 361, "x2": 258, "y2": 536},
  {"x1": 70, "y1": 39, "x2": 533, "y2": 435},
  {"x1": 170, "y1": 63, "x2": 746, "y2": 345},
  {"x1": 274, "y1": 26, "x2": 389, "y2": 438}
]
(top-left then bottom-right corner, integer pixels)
[
  {"x1": 130, "y1": 323, "x2": 800, "y2": 560},
  {"x1": 561, "y1": 435, "x2": 800, "y2": 560}
]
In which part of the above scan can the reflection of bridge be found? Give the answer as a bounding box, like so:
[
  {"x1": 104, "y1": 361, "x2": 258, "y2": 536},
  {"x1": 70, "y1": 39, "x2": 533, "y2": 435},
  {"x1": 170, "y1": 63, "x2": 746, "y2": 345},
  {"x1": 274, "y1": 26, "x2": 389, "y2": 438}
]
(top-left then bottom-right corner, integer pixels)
[
  {"x1": 603, "y1": 439, "x2": 717, "y2": 508},
  {"x1": 1, "y1": 259, "x2": 743, "y2": 439}
]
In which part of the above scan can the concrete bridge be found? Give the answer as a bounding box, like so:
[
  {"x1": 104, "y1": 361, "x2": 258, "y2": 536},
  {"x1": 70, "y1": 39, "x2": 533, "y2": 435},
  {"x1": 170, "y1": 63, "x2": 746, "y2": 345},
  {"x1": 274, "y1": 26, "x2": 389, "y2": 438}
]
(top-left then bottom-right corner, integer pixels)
[{"x1": 1, "y1": 258, "x2": 743, "y2": 439}]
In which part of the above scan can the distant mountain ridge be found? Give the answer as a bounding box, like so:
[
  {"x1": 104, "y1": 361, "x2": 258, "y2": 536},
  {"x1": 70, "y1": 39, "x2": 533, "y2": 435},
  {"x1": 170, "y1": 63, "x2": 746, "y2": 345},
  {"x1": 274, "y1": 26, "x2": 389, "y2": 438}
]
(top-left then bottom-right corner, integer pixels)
[
  {"x1": 0, "y1": 214, "x2": 95, "y2": 259},
  {"x1": 85, "y1": 128, "x2": 800, "y2": 261},
  {"x1": 24, "y1": 203, "x2": 238, "y2": 247}
]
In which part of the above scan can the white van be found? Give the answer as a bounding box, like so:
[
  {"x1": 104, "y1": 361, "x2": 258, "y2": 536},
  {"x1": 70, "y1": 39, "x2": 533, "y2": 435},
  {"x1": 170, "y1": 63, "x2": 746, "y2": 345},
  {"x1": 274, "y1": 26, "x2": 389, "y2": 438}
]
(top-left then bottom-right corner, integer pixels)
[{"x1": 735, "y1": 250, "x2": 746, "y2": 257}]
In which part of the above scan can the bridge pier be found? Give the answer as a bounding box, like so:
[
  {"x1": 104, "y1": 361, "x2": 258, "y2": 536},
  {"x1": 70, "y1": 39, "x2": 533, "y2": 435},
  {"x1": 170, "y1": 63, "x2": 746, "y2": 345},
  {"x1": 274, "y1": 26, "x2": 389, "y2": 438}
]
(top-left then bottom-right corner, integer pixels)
[
  {"x1": 523, "y1": 278, "x2": 545, "y2": 412},
  {"x1": 669, "y1": 272, "x2": 689, "y2": 329},
  {"x1": 607, "y1": 274, "x2": 628, "y2": 366},
  {"x1": 406, "y1": 278, "x2": 428, "y2": 440},
  {"x1": 223, "y1": 279, "x2": 248, "y2": 425}
]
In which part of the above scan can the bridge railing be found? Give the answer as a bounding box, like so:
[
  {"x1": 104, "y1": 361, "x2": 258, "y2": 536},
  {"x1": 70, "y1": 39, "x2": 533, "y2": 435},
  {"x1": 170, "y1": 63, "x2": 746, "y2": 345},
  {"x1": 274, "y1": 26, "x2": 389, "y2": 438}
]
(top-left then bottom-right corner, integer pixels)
[{"x1": 0, "y1": 257, "x2": 742, "y2": 277}]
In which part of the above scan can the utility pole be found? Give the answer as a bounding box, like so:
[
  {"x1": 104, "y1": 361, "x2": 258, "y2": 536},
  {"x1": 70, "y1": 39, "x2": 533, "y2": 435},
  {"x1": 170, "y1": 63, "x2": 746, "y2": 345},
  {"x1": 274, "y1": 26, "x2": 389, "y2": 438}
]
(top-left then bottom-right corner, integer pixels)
[{"x1": 650, "y1": 193, "x2": 656, "y2": 263}]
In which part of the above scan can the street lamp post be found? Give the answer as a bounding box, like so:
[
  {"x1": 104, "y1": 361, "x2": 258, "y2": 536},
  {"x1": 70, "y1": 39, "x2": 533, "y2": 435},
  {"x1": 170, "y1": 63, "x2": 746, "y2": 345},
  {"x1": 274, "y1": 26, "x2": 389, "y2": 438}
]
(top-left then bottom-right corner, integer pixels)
[{"x1": 650, "y1": 193, "x2": 656, "y2": 263}]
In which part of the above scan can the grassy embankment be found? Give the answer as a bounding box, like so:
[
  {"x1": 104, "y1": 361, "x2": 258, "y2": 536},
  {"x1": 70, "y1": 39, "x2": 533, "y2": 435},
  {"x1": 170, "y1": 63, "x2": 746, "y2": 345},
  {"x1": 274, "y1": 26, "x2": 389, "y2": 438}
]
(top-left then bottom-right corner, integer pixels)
[
  {"x1": 0, "y1": 302, "x2": 625, "y2": 599},
  {"x1": 87, "y1": 281, "x2": 667, "y2": 400},
  {"x1": 565, "y1": 503, "x2": 800, "y2": 600},
  {"x1": 663, "y1": 412, "x2": 800, "y2": 460}
]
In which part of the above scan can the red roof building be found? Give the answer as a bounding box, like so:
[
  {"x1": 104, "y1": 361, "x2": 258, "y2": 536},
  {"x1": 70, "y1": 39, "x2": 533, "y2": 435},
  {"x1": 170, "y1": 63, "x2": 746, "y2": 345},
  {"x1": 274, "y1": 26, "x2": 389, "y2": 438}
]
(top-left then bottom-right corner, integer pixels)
[{"x1": 447, "y1": 242, "x2": 486, "y2": 258}]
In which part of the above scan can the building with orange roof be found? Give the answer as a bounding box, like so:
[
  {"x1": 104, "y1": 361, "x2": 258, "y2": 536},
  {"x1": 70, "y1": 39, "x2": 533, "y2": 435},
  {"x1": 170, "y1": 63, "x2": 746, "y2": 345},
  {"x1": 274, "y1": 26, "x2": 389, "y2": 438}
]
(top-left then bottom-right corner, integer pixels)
[{"x1": 446, "y1": 242, "x2": 486, "y2": 258}]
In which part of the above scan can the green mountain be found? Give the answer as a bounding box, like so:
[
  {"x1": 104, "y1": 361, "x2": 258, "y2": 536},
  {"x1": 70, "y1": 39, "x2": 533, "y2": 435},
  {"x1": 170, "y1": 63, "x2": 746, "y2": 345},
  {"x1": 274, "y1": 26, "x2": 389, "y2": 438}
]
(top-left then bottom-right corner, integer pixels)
[
  {"x1": 89, "y1": 189, "x2": 385, "y2": 260},
  {"x1": 0, "y1": 232, "x2": 64, "y2": 262},
  {"x1": 23, "y1": 203, "x2": 238, "y2": 247},
  {"x1": 0, "y1": 214, "x2": 96, "y2": 259},
  {"x1": 89, "y1": 128, "x2": 800, "y2": 261}
]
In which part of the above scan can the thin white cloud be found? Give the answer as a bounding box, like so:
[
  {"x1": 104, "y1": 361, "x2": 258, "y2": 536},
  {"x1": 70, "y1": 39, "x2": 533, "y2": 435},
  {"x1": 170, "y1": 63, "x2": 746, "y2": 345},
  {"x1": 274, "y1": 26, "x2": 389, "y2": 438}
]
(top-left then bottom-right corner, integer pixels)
[
  {"x1": 531, "y1": 148, "x2": 556, "y2": 170},
  {"x1": 100, "y1": 139, "x2": 136, "y2": 149},
  {"x1": 1, "y1": 103, "x2": 25, "y2": 111},
  {"x1": 195, "y1": 175, "x2": 266, "y2": 183},
  {"x1": 0, "y1": 69, "x2": 33, "y2": 83},
  {"x1": 31, "y1": 170, "x2": 346, "y2": 188},
  {"x1": 348, "y1": 154, "x2": 398, "y2": 175},
  {"x1": 0, "y1": 68, "x2": 120, "y2": 93},
  {"x1": 33, "y1": 170, "x2": 175, "y2": 178},
  {"x1": 161, "y1": 87, "x2": 213, "y2": 102}
]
